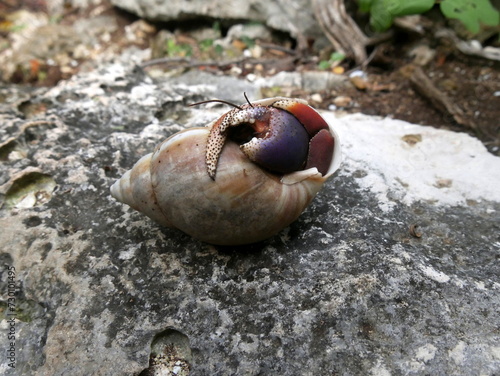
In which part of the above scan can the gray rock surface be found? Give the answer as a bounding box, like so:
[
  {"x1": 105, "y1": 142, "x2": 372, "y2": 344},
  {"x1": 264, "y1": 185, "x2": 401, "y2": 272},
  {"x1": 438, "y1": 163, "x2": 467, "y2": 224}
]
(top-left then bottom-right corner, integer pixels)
[
  {"x1": 1, "y1": 63, "x2": 500, "y2": 376},
  {"x1": 111, "y1": 0, "x2": 323, "y2": 40}
]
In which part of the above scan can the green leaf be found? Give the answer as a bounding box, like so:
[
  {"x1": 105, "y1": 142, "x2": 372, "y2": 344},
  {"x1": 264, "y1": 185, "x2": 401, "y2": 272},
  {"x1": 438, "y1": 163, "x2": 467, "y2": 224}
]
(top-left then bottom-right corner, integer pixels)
[
  {"x1": 165, "y1": 39, "x2": 193, "y2": 57},
  {"x1": 9, "y1": 23, "x2": 27, "y2": 32},
  {"x1": 212, "y1": 21, "x2": 221, "y2": 33},
  {"x1": 369, "y1": 0, "x2": 396, "y2": 30},
  {"x1": 240, "y1": 36, "x2": 255, "y2": 48},
  {"x1": 440, "y1": 0, "x2": 500, "y2": 34},
  {"x1": 387, "y1": 0, "x2": 435, "y2": 17},
  {"x1": 329, "y1": 52, "x2": 346, "y2": 62},
  {"x1": 199, "y1": 39, "x2": 214, "y2": 52},
  {"x1": 368, "y1": 0, "x2": 435, "y2": 31},
  {"x1": 318, "y1": 60, "x2": 331, "y2": 70},
  {"x1": 214, "y1": 44, "x2": 224, "y2": 56},
  {"x1": 358, "y1": 0, "x2": 373, "y2": 13}
]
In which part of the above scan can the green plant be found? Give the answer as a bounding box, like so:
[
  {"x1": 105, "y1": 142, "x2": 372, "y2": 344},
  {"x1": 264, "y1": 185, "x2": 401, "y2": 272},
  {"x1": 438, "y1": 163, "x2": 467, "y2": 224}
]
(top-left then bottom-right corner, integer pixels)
[
  {"x1": 440, "y1": 0, "x2": 499, "y2": 33},
  {"x1": 37, "y1": 70, "x2": 47, "y2": 83},
  {"x1": 214, "y1": 44, "x2": 224, "y2": 56},
  {"x1": 199, "y1": 38, "x2": 214, "y2": 52},
  {"x1": 198, "y1": 38, "x2": 224, "y2": 58},
  {"x1": 165, "y1": 39, "x2": 192, "y2": 57},
  {"x1": 212, "y1": 21, "x2": 221, "y2": 34},
  {"x1": 358, "y1": 0, "x2": 499, "y2": 33},
  {"x1": 49, "y1": 15, "x2": 63, "y2": 24},
  {"x1": 240, "y1": 35, "x2": 256, "y2": 48},
  {"x1": 318, "y1": 52, "x2": 346, "y2": 70},
  {"x1": 8, "y1": 23, "x2": 27, "y2": 32}
]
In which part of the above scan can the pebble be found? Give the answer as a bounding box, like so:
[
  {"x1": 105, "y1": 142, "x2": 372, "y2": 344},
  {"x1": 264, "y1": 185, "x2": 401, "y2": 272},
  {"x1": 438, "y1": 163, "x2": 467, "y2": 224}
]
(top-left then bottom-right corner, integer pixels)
[
  {"x1": 310, "y1": 93, "x2": 323, "y2": 103},
  {"x1": 349, "y1": 70, "x2": 369, "y2": 90},
  {"x1": 333, "y1": 95, "x2": 352, "y2": 107}
]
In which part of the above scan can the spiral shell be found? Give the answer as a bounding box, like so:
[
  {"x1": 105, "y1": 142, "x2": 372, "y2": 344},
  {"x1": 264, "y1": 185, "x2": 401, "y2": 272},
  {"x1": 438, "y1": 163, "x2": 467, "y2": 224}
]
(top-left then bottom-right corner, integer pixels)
[{"x1": 111, "y1": 97, "x2": 341, "y2": 245}]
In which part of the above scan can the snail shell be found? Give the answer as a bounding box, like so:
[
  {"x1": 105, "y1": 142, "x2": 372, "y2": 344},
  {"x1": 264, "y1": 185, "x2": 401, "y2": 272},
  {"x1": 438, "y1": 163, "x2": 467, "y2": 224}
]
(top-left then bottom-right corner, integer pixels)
[{"x1": 111, "y1": 97, "x2": 341, "y2": 245}]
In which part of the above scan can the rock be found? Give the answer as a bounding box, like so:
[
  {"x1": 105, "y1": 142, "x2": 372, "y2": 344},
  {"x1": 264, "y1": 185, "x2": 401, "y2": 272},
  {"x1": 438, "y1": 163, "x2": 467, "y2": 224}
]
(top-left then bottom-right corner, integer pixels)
[
  {"x1": 110, "y1": 0, "x2": 323, "y2": 40},
  {"x1": 255, "y1": 71, "x2": 350, "y2": 92},
  {"x1": 0, "y1": 8, "x2": 131, "y2": 84},
  {"x1": 349, "y1": 75, "x2": 369, "y2": 91},
  {"x1": 1, "y1": 64, "x2": 500, "y2": 376},
  {"x1": 408, "y1": 44, "x2": 436, "y2": 66},
  {"x1": 226, "y1": 23, "x2": 273, "y2": 41},
  {"x1": 333, "y1": 95, "x2": 352, "y2": 108}
]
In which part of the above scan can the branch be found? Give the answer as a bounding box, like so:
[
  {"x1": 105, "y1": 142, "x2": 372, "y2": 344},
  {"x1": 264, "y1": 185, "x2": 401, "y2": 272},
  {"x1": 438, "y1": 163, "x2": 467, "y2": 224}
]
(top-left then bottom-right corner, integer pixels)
[
  {"x1": 410, "y1": 66, "x2": 475, "y2": 130},
  {"x1": 312, "y1": 0, "x2": 368, "y2": 64}
]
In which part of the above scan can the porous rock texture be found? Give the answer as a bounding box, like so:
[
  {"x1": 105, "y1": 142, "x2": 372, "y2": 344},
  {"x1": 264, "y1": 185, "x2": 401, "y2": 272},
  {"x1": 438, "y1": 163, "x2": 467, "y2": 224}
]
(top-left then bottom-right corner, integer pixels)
[{"x1": 0, "y1": 63, "x2": 499, "y2": 376}]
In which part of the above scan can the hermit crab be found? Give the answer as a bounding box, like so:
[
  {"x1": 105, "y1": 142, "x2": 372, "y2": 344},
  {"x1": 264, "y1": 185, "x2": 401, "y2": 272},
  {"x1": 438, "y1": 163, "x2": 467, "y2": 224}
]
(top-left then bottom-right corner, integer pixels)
[{"x1": 110, "y1": 97, "x2": 341, "y2": 245}]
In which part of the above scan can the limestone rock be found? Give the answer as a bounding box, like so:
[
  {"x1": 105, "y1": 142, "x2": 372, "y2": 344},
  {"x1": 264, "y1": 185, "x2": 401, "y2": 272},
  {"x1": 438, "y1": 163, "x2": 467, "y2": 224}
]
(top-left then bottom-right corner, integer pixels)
[
  {"x1": 0, "y1": 65, "x2": 499, "y2": 375},
  {"x1": 110, "y1": 0, "x2": 323, "y2": 40}
]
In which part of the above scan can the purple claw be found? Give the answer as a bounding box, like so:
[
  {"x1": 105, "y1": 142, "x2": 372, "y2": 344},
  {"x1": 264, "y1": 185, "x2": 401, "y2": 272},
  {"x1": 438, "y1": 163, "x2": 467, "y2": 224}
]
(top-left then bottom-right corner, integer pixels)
[
  {"x1": 205, "y1": 98, "x2": 336, "y2": 179},
  {"x1": 240, "y1": 108, "x2": 309, "y2": 173}
]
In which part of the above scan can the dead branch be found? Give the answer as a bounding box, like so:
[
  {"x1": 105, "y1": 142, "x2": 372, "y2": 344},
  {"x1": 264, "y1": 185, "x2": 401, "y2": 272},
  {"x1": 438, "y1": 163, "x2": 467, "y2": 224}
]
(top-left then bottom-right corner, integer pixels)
[
  {"x1": 410, "y1": 66, "x2": 475, "y2": 130},
  {"x1": 436, "y1": 29, "x2": 500, "y2": 62},
  {"x1": 312, "y1": 0, "x2": 369, "y2": 64},
  {"x1": 140, "y1": 56, "x2": 249, "y2": 69},
  {"x1": 139, "y1": 55, "x2": 297, "y2": 71}
]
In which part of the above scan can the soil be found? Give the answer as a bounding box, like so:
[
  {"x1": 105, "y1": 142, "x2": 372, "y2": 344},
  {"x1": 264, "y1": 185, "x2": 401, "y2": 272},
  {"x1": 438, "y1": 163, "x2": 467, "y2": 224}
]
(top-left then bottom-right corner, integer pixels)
[
  {"x1": 1, "y1": 1, "x2": 499, "y2": 155},
  {"x1": 337, "y1": 48, "x2": 500, "y2": 156}
]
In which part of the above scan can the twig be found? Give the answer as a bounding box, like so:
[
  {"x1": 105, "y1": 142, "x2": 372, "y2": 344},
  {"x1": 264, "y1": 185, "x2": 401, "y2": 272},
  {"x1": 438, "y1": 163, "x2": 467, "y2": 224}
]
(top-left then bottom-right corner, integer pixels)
[
  {"x1": 140, "y1": 56, "x2": 298, "y2": 71},
  {"x1": 410, "y1": 66, "x2": 475, "y2": 130},
  {"x1": 312, "y1": 0, "x2": 368, "y2": 64},
  {"x1": 436, "y1": 29, "x2": 500, "y2": 62},
  {"x1": 258, "y1": 42, "x2": 297, "y2": 56},
  {"x1": 140, "y1": 56, "x2": 248, "y2": 69}
]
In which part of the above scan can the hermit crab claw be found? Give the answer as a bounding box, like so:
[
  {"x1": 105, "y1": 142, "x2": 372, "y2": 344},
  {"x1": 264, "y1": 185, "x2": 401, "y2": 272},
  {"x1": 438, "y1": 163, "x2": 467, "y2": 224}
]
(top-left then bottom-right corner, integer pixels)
[{"x1": 110, "y1": 96, "x2": 341, "y2": 245}]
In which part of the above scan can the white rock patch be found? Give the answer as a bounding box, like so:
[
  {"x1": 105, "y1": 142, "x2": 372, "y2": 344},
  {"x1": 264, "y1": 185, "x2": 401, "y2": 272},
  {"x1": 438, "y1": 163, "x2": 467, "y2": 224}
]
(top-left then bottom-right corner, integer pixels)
[{"x1": 326, "y1": 113, "x2": 500, "y2": 211}]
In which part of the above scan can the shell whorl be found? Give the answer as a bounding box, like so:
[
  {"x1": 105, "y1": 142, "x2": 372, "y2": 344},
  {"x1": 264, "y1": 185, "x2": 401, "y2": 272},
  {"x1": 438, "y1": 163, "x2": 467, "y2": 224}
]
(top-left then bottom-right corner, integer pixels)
[
  {"x1": 148, "y1": 128, "x2": 324, "y2": 245},
  {"x1": 110, "y1": 153, "x2": 172, "y2": 228}
]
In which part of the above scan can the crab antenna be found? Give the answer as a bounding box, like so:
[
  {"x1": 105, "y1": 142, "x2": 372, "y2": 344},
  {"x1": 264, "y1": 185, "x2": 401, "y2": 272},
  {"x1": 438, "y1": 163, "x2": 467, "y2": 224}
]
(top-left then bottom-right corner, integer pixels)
[
  {"x1": 243, "y1": 92, "x2": 253, "y2": 107},
  {"x1": 188, "y1": 99, "x2": 243, "y2": 110}
]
